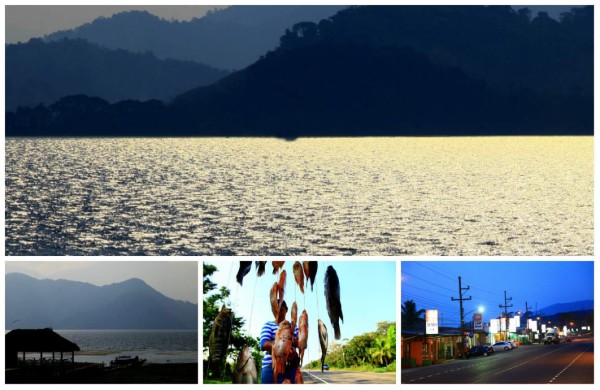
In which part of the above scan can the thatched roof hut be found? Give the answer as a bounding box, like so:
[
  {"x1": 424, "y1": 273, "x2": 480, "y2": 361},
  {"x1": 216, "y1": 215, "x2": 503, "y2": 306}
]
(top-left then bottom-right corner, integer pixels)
[{"x1": 6, "y1": 328, "x2": 80, "y2": 367}]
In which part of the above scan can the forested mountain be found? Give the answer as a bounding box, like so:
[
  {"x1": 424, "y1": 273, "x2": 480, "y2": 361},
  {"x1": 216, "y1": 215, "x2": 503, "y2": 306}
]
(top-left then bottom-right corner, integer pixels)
[
  {"x1": 5, "y1": 273, "x2": 198, "y2": 330},
  {"x1": 6, "y1": 38, "x2": 228, "y2": 111},
  {"x1": 45, "y1": 6, "x2": 346, "y2": 70},
  {"x1": 7, "y1": 6, "x2": 593, "y2": 137}
]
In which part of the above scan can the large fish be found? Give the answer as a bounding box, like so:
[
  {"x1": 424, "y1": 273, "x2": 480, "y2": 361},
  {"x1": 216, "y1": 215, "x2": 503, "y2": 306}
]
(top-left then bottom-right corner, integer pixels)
[
  {"x1": 270, "y1": 282, "x2": 280, "y2": 319},
  {"x1": 255, "y1": 261, "x2": 267, "y2": 277},
  {"x1": 232, "y1": 345, "x2": 258, "y2": 384},
  {"x1": 291, "y1": 301, "x2": 298, "y2": 330},
  {"x1": 293, "y1": 261, "x2": 305, "y2": 294},
  {"x1": 272, "y1": 261, "x2": 285, "y2": 274},
  {"x1": 304, "y1": 261, "x2": 318, "y2": 292},
  {"x1": 236, "y1": 261, "x2": 252, "y2": 286},
  {"x1": 272, "y1": 320, "x2": 293, "y2": 382},
  {"x1": 209, "y1": 306, "x2": 232, "y2": 377},
  {"x1": 324, "y1": 265, "x2": 344, "y2": 340},
  {"x1": 318, "y1": 319, "x2": 328, "y2": 372},
  {"x1": 278, "y1": 270, "x2": 287, "y2": 300},
  {"x1": 298, "y1": 310, "x2": 309, "y2": 365}
]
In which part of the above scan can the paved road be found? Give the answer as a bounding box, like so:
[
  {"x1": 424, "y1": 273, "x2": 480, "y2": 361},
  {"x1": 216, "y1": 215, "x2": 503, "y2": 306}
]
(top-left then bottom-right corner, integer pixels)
[
  {"x1": 401, "y1": 336, "x2": 593, "y2": 384},
  {"x1": 301, "y1": 369, "x2": 396, "y2": 384}
]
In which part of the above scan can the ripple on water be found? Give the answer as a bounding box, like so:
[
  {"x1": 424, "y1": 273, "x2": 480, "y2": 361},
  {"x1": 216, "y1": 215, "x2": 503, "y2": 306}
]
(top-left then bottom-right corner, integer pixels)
[{"x1": 5, "y1": 137, "x2": 593, "y2": 256}]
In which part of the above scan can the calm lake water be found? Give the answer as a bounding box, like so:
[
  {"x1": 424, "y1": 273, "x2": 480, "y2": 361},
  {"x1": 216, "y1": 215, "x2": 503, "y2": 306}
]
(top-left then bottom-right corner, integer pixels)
[
  {"x1": 5, "y1": 137, "x2": 593, "y2": 256},
  {"x1": 12, "y1": 330, "x2": 198, "y2": 364}
]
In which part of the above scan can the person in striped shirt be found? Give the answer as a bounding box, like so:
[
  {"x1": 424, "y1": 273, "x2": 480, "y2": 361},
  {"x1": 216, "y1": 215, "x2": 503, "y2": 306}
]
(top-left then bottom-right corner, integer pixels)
[{"x1": 259, "y1": 300, "x2": 300, "y2": 383}]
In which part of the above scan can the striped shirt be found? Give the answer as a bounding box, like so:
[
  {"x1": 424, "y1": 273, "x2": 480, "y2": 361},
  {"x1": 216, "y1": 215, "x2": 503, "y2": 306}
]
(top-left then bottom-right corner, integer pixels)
[{"x1": 260, "y1": 321, "x2": 299, "y2": 368}]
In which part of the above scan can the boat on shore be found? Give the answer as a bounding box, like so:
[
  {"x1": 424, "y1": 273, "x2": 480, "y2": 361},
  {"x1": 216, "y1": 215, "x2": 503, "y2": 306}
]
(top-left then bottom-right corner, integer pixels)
[{"x1": 109, "y1": 355, "x2": 146, "y2": 368}]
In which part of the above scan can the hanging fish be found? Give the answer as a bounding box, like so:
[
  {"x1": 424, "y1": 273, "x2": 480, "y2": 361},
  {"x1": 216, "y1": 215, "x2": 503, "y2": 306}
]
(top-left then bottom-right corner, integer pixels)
[
  {"x1": 303, "y1": 261, "x2": 310, "y2": 281},
  {"x1": 272, "y1": 320, "x2": 293, "y2": 382},
  {"x1": 293, "y1": 261, "x2": 305, "y2": 294},
  {"x1": 232, "y1": 345, "x2": 258, "y2": 384},
  {"x1": 306, "y1": 261, "x2": 318, "y2": 292},
  {"x1": 324, "y1": 265, "x2": 344, "y2": 340},
  {"x1": 255, "y1": 261, "x2": 267, "y2": 277},
  {"x1": 272, "y1": 261, "x2": 285, "y2": 274},
  {"x1": 278, "y1": 270, "x2": 287, "y2": 301},
  {"x1": 298, "y1": 310, "x2": 309, "y2": 365},
  {"x1": 270, "y1": 282, "x2": 280, "y2": 320},
  {"x1": 318, "y1": 319, "x2": 328, "y2": 372},
  {"x1": 236, "y1": 261, "x2": 252, "y2": 286},
  {"x1": 209, "y1": 306, "x2": 232, "y2": 378},
  {"x1": 291, "y1": 301, "x2": 298, "y2": 329}
]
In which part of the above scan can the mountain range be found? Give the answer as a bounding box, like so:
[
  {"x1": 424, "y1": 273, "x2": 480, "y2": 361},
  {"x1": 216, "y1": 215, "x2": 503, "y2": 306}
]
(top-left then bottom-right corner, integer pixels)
[
  {"x1": 539, "y1": 300, "x2": 594, "y2": 316},
  {"x1": 5, "y1": 273, "x2": 198, "y2": 330},
  {"x1": 6, "y1": 5, "x2": 593, "y2": 137},
  {"x1": 44, "y1": 6, "x2": 347, "y2": 71}
]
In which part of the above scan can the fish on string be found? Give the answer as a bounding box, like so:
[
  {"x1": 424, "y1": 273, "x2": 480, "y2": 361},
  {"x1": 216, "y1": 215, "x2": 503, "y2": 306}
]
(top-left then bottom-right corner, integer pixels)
[
  {"x1": 298, "y1": 310, "x2": 308, "y2": 366},
  {"x1": 232, "y1": 345, "x2": 258, "y2": 384},
  {"x1": 318, "y1": 319, "x2": 328, "y2": 372},
  {"x1": 255, "y1": 261, "x2": 267, "y2": 277},
  {"x1": 236, "y1": 261, "x2": 252, "y2": 286},
  {"x1": 208, "y1": 306, "x2": 232, "y2": 378},
  {"x1": 272, "y1": 320, "x2": 293, "y2": 381},
  {"x1": 293, "y1": 261, "x2": 304, "y2": 294},
  {"x1": 304, "y1": 261, "x2": 318, "y2": 292},
  {"x1": 324, "y1": 265, "x2": 344, "y2": 340},
  {"x1": 272, "y1": 261, "x2": 285, "y2": 274}
]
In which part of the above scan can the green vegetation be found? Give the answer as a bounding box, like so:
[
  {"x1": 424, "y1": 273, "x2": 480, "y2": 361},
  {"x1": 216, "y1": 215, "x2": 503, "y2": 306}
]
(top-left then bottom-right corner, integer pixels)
[
  {"x1": 306, "y1": 321, "x2": 396, "y2": 373},
  {"x1": 203, "y1": 264, "x2": 261, "y2": 382}
]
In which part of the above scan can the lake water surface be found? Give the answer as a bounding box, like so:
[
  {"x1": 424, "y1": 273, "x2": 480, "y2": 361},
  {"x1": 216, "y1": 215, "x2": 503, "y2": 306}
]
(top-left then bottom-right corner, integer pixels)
[
  {"x1": 5, "y1": 137, "x2": 593, "y2": 255},
  {"x1": 12, "y1": 329, "x2": 198, "y2": 364}
]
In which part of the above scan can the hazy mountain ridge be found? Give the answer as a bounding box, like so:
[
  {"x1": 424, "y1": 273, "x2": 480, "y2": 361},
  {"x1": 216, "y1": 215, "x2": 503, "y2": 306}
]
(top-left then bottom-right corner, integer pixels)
[
  {"x1": 6, "y1": 38, "x2": 229, "y2": 111},
  {"x1": 540, "y1": 300, "x2": 593, "y2": 316},
  {"x1": 7, "y1": 6, "x2": 593, "y2": 137},
  {"x1": 44, "y1": 6, "x2": 347, "y2": 70},
  {"x1": 5, "y1": 273, "x2": 198, "y2": 330}
]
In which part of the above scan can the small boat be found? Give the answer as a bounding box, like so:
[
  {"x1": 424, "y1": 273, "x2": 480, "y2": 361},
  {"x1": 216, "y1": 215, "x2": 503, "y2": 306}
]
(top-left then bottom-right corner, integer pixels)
[{"x1": 110, "y1": 355, "x2": 146, "y2": 367}]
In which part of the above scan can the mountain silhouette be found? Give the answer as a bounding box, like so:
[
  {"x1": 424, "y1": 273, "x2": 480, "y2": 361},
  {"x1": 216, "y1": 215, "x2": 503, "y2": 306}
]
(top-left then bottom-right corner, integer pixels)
[
  {"x1": 6, "y1": 38, "x2": 228, "y2": 111},
  {"x1": 44, "y1": 6, "x2": 347, "y2": 71},
  {"x1": 7, "y1": 6, "x2": 593, "y2": 137},
  {"x1": 539, "y1": 300, "x2": 594, "y2": 316},
  {"x1": 5, "y1": 273, "x2": 198, "y2": 330}
]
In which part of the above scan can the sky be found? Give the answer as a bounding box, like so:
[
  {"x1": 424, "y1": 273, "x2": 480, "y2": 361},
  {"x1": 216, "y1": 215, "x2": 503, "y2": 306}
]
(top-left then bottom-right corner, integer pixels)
[
  {"x1": 4, "y1": 4, "x2": 581, "y2": 44},
  {"x1": 204, "y1": 260, "x2": 397, "y2": 366},
  {"x1": 5, "y1": 261, "x2": 199, "y2": 304},
  {"x1": 401, "y1": 261, "x2": 593, "y2": 328},
  {"x1": 5, "y1": 5, "x2": 224, "y2": 44}
]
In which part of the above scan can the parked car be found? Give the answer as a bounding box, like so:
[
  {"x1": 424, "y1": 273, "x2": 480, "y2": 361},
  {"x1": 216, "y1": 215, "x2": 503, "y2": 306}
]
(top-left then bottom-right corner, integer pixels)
[
  {"x1": 484, "y1": 345, "x2": 495, "y2": 354},
  {"x1": 566, "y1": 337, "x2": 573, "y2": 342},
  {"x1": 465, "y1": 345, "x2": 492, "y2": 358},
  {"x1": 322, "y1": 364, "x2": 329, "y2": 371},
  {"x1": 508, "y1": 341, "x2": 518, "y2": 348},
  {"x1": 492, "y1": 341, "x2": 513, "y2": 351}
]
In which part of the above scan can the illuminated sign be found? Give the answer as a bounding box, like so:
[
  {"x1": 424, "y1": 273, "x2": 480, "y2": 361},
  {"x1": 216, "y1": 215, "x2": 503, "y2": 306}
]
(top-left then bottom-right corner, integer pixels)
[
  {"x1": 489, "y1": 319, "x2": 499, "y2": 334},
  {"x1": 529, "y1": 319, "x2": 538, "y2": 332},
  {"x1": 473, "y1": 313, "x2": 483, "y2": 330},
  {"x1": 426, "y1": 310, "x2": 438, "y2": 334}
]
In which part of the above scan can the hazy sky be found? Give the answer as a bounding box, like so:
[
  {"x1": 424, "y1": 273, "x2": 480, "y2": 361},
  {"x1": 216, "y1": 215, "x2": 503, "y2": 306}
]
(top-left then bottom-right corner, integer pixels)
[
  {"x1": 401, "y1": 261, "x2": 593, "y2": 328},
  {"x1": 5, "y1": 261, "x2": 198, "y2": 304},
  {"x1": 5, "y1": 5, "x2": 224, "y2": 43},
  {"x1": 204, "y1": 260, "x2": 396, "y2": 365},
  {"x1": 5, "y1": 4, "x2": 582, "y2": 44}
]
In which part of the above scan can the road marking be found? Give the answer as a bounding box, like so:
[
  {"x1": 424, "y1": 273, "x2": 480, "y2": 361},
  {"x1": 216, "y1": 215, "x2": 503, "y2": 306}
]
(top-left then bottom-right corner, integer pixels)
[
  {"x1": 303, "y1": 371, "x2": 329, "y2": 384},
  {"x1": 548, "y1": 345, "x2": 592, "y2": 384},
  {"x1": 492, "y1": 345, "x2": 571, "y2": 376}
]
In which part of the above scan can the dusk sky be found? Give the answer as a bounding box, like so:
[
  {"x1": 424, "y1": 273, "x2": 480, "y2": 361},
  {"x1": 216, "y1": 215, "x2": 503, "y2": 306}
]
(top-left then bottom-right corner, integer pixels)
[
  {"x1": 5, "y1": 261, "x2": 199, "y2": 304},
  {"x1": 204, "y1": 260, "x2": 396, "y2": 364},
  {"x1": 401, "y1": 261, "x2": 593, "y2": 328},
  {"x1": 5, "y1": 4, "x2": 579, "y2": 44}
]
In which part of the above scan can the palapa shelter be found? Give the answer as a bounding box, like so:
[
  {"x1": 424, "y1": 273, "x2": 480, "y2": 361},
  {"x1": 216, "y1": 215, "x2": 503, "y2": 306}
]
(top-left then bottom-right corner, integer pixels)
[{"x1": 5, "y1": 328, "x2": 80, "y2": 368}]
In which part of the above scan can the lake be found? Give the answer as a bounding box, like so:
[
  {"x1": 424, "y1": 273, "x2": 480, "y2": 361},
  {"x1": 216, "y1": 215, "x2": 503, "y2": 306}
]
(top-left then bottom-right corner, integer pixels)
[
  {"x1": 12, "y1": 330, "x2": 198, "y2": 365},
  {"x1": 5, "y1": 137, "x2": 593, "y2": 255}
]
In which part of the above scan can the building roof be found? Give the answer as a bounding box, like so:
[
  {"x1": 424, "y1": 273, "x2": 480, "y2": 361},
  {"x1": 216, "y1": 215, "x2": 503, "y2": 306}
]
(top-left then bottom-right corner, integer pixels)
[{"x1": 6, "y1": 329, "x2": 80, "y2": 352}]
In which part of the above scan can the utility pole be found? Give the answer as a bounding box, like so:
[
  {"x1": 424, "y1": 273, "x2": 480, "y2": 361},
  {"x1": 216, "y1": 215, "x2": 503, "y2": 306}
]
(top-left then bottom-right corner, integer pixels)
[
  {"x1": 451, "y1": 276, "x2": 472, "y2": 357},
  {"x1": 524, "y1": 301, "x2": 532, "y2": 342},
  {"x1": 499, "y1": 290, "x2": 513, "y2": 341}
]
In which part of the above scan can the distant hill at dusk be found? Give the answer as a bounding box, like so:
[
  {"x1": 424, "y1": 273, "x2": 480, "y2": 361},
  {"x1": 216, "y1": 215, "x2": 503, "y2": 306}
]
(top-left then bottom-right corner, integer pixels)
[
  {"x1": 44, "y1": 6, "x2": 347, "y2": 70},
  {"x1": 7, "y1": 6, "x2": 593, "y2": 137},
  {"x1": 6, "y1": 38, "x2": 228, "y2": 111},
  {"x1": 5, "y1": 273, "x2": 198, "y2": 330},
  {"x1": 540, "y1": 300, "x2": 594, "y2": 316}
]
